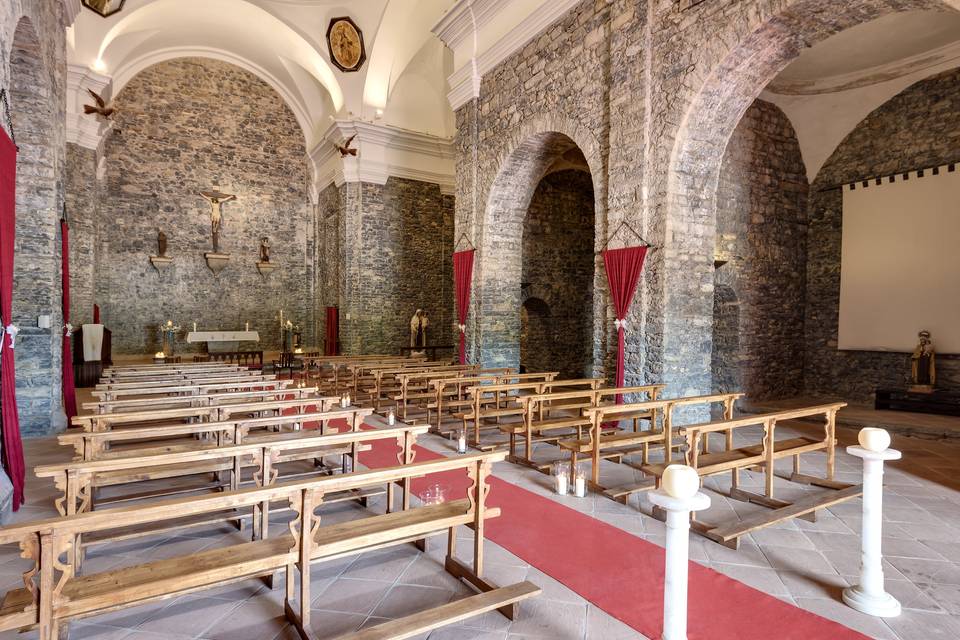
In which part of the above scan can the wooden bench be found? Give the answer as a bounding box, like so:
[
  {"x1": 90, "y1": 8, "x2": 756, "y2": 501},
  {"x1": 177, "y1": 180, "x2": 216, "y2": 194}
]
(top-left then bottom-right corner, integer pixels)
[
  {"x1": 569, "y1": 392, "x2": 742, "y2": 501},
  {"x1": 391, "y1": 367, "x2": 484, "y2": 418},
  {"x1": 90, "y1": 378, "x2": 293, "y2": 401},
  {"x1": 364, "y1": 364, "x2": 474, "y2": 409},
  {"x1": 60, "y1": 406, "x2": 375, "y2": 461},
  {"x1": 640, "y1": 402, "x2": 854, "y2": 548},
  {"x1": 81, "y1": 386, "x2": 318, "y2": 414},
  {"x1": 98, "y1": 369, "x2": 264, "y2": 385},
  {"x1": 457, "y1": 382, "x2": 550, "y2": 446},
  {"x1": 95, "y1": 373, "x2": 279, "y2": 392},
  {"x1": 194, "y1": 350, "x2": 264, "y2": 368},
  {"x1": 498, "y1": 385, "x2": 664, "y2": 466},
  {"x1": 38, "y1": 420, "x2": 426, "y2": 563},
  {"x1": 1, "y1": 452, "x2": 539, "y2": 640}
]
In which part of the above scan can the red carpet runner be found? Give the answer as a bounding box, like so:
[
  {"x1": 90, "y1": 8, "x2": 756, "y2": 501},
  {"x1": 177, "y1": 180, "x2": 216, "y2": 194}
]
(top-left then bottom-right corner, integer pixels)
[{"x1": 349, "y1": 424, "x2": 870, "y2": 640}]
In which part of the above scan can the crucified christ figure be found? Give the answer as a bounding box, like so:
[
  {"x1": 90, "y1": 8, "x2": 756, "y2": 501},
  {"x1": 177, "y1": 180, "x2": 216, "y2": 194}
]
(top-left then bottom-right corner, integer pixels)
[{"x1": 199, "y1": 187, "x2": 236, "y2": 253}]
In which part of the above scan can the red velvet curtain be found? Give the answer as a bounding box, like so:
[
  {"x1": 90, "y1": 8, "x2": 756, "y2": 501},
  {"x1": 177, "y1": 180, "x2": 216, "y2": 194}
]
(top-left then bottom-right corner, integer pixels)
[
  {"x1": 453, "y1": 249, "x2": 475, "y2": 364},
  {"x1": 61, "y1": 219, "x2": 77, "y2": 422},
  {"x1": 602, "y1": 246, "x2": 648, "y2": 403},
  {"x1": 325, "y1": 306, "x2": 339, "y2": 356},
  {"x1": 93, "y1": 303, "x2": 99, "y2": 324},
  {"x1": 0, "y1": 127, "x2": 24, "y2": 509}
]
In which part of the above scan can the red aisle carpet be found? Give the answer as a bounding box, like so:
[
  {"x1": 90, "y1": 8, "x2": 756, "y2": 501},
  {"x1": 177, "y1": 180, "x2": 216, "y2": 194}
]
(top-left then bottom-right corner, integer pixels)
[{"x1": 350, "y1": 424, "x2": 870, "y2": 640}]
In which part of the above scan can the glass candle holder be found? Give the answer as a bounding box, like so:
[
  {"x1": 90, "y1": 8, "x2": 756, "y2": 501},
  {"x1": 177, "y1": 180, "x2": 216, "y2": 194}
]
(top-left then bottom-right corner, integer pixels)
[
  {"x1": 421, "y1": 483, "x2": 447, "y2": 506},
  {"x1": 457, "y1": 428, "x2": 467, "y2": 454},
  {"x1": 388, "y1": 410, "x2": 396, "y2": 426},
  {"x1": 573, "y1": 463, "x2": 587, "y2": 498},
  {"x1": 553, "y1": 461, "x2": 569, "y2": 495}
]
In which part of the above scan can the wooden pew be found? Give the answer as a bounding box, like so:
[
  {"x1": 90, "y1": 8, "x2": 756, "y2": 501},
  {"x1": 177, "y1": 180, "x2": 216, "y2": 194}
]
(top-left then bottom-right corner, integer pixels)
[
  {"x1": 59, "y1": 407, "x2": 374, "y2": 461},
  {"x1": 98, "y1": 369, "x2": 264, "y2": 385},
  {"x1": 426, "y1": 375, "x2": 499, "y2": 431},
  {"x1": 363, "y1": 364, "x2": 474, "y2": 409},
  {"x1": 90, "y1": 378, "x2": 293, "y2": 401},
  {"x1": 82, "y1": 386, "x2": 318, "y2": 414},
  {"x1": 95, "y1": 373, "x2": 279, "y2": 392},
  {"x1": 499, "y1": 384, "x2": 663, "y2": 467},
  {"x1": 641, "y1": 402, "x2": 855, "y2": 548},
  {"x1": 1, "y1": 452, "x2": 539, "y2": 640},
  {"x1": 458, "y1": 382, "x2": 547, "y2": 445},
  {"x1": 570, "y1": 392, "x2": 742, "y2": 501},
  {"x1": 391, "y1": 367, "x2": 490, "y2": 420},
  {"x1": 38, "y1": 420, "x2": 426, "y2": 561}
]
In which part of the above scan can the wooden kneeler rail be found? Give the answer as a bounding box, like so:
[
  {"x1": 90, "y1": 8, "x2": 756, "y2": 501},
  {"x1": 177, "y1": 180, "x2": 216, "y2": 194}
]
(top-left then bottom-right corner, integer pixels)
[
  {"x1": 643, "y1": 402, "x2": 856, "y2": 549},
  {"x1": 0, "y1": 452, "x2": 540, "y2": 640}
]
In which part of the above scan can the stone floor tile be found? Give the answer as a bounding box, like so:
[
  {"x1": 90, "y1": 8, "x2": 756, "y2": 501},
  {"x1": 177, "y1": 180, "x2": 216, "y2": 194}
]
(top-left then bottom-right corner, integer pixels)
[
  {"x1": 369, "y1": 583, "x2": 454, "y2": 619},
  {"x1": 501, "y1": 599, "x2": 586, "y2": 638},
  {"x1": 135, "y1": 596, "x2": 241, "y2": 637},
  {"x1": 312, "y1": 577, "x2": 393, "y2": 614}
]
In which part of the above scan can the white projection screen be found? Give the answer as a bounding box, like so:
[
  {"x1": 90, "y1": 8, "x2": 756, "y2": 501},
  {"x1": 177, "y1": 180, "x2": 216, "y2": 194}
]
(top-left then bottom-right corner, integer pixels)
[{"x1": 839, "y1": 167, "x2": 960, "y2": 354}]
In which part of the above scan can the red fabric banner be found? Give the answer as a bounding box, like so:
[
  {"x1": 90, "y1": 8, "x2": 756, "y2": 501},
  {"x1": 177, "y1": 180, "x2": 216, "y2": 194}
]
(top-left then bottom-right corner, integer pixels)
[
  {"x1": 602, "y1": 245, "x2": 648, "y2": 403},
  {"x1": 0, "y1": 127, "x2": 24, "y2": 508},
  {"x1": 453, "y1": 249, "x2": 475, "y2": 364},
  {"x1": 61, "y1": 219, "x2": 77, "y2": 421},
  {"x1": 93, "y1": 303, "x2": 99, "y2": 324},
  {"x1": 324, "y1": 306, "x2": 339, "y2": 356}
]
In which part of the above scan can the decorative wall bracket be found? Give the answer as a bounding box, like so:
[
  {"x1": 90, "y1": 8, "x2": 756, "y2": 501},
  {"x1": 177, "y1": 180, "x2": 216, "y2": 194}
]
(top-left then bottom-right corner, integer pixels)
[
  {"x1": 149, "y1": 255, "x2": 172, "y2": 274},
  {"x1": 204, "y1": 252, "x2": 231, "y2": 276},
  {"x1": 256, "y1": 261, "x2": 276, "y2": 278}
]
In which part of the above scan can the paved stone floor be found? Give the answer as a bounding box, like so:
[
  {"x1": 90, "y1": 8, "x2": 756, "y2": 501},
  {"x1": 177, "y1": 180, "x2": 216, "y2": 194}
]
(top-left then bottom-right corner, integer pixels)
[{"x1": 2, "y1": 414, "x2": 959, "y2": 639}]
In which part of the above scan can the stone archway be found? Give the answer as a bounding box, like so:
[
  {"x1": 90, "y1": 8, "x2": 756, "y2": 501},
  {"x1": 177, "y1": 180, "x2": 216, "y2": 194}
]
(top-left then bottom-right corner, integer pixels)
[
  {"x1": 9, "y1": 16, "x2": 61, "y2": 435},
  {"x1": 476, "y1": 119, "x2": 603, "y2": 371},
  {"x1": 663, "y1": 0, "x2": 960, "y2": 396}
]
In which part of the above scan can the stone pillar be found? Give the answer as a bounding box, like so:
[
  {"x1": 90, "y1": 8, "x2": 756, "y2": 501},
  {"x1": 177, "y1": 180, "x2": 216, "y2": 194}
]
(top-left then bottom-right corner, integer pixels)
[
  {"x1": 649, "y1": 467, "x2": 711, "y2": 640},
  {"x1": 842, "y1": 429, "x2": 902, "y2": 618}
]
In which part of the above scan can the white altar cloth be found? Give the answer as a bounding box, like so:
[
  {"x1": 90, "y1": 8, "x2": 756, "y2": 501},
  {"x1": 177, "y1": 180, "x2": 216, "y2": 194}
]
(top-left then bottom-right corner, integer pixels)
[{"x1": 186, "y1": 331, "x2": 260, "y2": 343}]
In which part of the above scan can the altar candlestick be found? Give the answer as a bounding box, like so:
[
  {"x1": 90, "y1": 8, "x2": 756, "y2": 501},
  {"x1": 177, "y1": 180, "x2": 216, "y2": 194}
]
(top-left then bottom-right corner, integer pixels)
[
  {"x1": 245, "y1": 322, "x2": 249, "y2": 331},
  {"x1": 192, "y1": 322, "x2": 197, "y2": 332}
]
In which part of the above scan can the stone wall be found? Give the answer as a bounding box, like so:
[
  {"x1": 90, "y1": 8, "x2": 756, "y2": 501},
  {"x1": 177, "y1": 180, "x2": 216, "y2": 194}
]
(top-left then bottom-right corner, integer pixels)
[
  {"x1": 90, "y1": 57, "x2": 313, "y2": 354},
  {"x1": 521, "y1": 169, "x2": 595, "y2": 377},
  {"x1": 455, "y1": 0, "x2": 955, "y2": 400},
  {"x1": 713, "y1": 99, "x2": 808, "y2": 399},
  {"x1": 805, "y1": 67, "x2": 960, "y2": 401},
  {"x1": 65, "y1": 143, "x2": 98, "y2": 327},
  {"x1": 337, "y1": 178, "x2": 455, "y2": 355},
  {"x1": 1, "y1": 0, "x2": 68, "y2": 441}
]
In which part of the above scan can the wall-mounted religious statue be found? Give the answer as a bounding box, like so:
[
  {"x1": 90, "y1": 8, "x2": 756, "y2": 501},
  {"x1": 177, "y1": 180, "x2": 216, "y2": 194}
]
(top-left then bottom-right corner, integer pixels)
[
  {"x1": 259, "y1": 237, "x2": 271, "y2": 263},
  {"x1": 410, "y1": 309, "x2": 429, "y2": 348},
  {"x1": 149, "y1": 228, "x2": 172, "y2": 273},
  {"x1": 199, "y1": 186, "x2": 236, "y2": 254},
  {"x1": 326, "y1": 17, "x2": 366, "y2": 72},
  {"x1": 910, "y1": 330, "x2": 936, "y2": 391}
]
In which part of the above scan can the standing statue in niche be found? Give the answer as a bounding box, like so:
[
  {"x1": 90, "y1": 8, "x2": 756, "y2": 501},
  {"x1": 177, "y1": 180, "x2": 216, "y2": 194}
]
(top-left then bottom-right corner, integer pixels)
[
  {"x1": 156, "y1": 229, "x2": 168, "y2": 258},
  {"x1": 409, "y1": 309, "x2": 429, "y2": 348},
  {"x1": 199, "y1": 186, "x2": 236, "y2": 253},
  {"x1": 910, "y1": 330, "x2": 936, "y2": 390},
  {"x1": 259, "y1": 237, "x2": 271, "y2": 263}
]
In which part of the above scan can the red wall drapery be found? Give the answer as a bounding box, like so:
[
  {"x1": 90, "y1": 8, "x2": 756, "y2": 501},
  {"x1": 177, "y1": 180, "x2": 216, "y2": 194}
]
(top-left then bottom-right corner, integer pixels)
[
  {"x1": 324, "y1": 306, "x2": 339, "y2": 356},
  {"x1": 93, "y1": 303, "x2": 100, "y2": 324},
  {"x1": 453, "y1": 249, "x2": 475, "y2": 364},
  {"x1": 602, "y1": 245, "x2": 648, "y2": 403},
  {"x1": 61, "y1": 219, "x2": 77, "y2": 421},
  {"x1": 0, "y1": 127, "x2": 24, "y2": 509}
]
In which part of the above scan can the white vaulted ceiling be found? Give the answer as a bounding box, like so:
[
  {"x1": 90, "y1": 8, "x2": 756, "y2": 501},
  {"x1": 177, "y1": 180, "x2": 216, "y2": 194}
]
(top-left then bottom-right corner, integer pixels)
[{"x1": 67, "y1": 0, "x2": 458, "y2": 152}]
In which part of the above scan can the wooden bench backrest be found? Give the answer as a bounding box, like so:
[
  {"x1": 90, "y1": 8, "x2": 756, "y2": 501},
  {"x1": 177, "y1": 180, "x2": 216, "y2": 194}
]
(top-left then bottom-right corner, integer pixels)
[
  {"x1": 677, "y1": 402, "x2": 846, "y2": 436},
  {"x1": 216, "y1": 396, "x2": 340, "y2": 420},
  {"x1": 83, "y1": 387, "x2": 315, "y2": 412},
  {"x1": 496, "y1": 372, "x2": 559, "y2": 383},
  {"x1": 95, "y1": 374, "x2": 278, "y2": 390}
]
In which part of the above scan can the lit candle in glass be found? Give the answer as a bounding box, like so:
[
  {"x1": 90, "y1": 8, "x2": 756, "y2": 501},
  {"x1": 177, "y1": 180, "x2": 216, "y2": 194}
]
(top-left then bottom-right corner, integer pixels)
[
  {"x1": 553, "y1": 461, "x2": 569, "y2": 495},
  {"x1": 388, "y1": 409, "x2": 396, "y2": 426},
  {"x1": 574, "y1": 464, "x2": 587, "y2": 498},
  {"x1": 457, "y1": 427, "x2": 467, "y2": 454}
]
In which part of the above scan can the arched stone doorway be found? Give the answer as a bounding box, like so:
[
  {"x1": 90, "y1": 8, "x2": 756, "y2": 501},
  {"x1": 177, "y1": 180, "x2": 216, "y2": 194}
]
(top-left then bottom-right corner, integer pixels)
[
  {"x1": 664, "y1": 0, "x2": 960, "y2": 397},
  {"x1": 9, "y1": 16, "x2": 62, "y2": 435},
  {"x1": 477, "y1": 124, "x2": 603, "y2": 374}
]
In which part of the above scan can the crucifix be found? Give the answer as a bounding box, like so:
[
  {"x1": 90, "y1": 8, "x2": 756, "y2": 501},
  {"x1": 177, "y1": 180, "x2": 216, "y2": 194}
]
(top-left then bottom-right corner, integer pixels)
[{"x1": 199, "y1": 186, "x2": 236, "y2": 253}]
